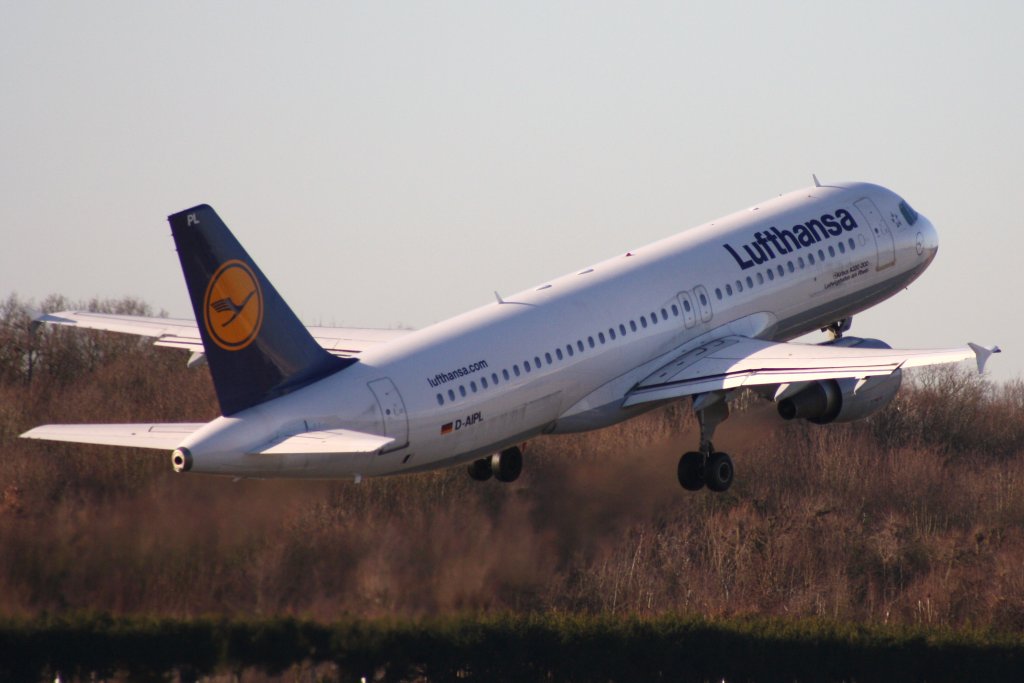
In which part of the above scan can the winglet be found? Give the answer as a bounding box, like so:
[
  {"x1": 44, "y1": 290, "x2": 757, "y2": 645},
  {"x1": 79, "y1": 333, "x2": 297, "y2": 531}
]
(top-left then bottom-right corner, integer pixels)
[
  {"x1": 812, "y1": 173, "x2": 822, "y2": 188},
  {"x1": 967, "y1": 343, "x2": 1001, "y2": 374}
]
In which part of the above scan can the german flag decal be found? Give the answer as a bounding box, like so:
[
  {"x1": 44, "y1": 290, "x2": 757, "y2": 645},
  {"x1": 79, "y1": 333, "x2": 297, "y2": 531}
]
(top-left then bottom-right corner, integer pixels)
[{"x1": 440, "y1": 422, "x2": 454, "y2": 435}]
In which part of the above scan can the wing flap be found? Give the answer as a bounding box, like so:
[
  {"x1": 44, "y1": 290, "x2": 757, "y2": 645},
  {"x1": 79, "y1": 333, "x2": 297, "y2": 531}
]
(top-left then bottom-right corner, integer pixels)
[
  {"x1": 253, "y1": 429, "x2": 394, "y2": 456},
  {"x1": 624, "y1": 336, "x2": 997, "y2": 407},
  {"x1": 20, "y1": 423, "x2": 205, "y2": 450}
]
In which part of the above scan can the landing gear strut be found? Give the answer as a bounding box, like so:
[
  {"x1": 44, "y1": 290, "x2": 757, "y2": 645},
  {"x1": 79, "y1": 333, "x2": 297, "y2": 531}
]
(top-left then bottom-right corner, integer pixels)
[
  {"x1": 677, "y1": 394, "x2": 734, "y2": 493},
  {"x1": 822, "y1": 317, "x2": 852, "y2": 340},
  {"x1": 467, "y1": 446, "x2": 523, "y2": 483}
]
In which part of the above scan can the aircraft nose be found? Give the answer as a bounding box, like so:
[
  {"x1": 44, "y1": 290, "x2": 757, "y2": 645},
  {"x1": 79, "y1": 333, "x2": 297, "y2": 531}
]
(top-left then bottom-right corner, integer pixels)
[{"x1": 915, "y1": 214, "x2": 938, "y2": 263}]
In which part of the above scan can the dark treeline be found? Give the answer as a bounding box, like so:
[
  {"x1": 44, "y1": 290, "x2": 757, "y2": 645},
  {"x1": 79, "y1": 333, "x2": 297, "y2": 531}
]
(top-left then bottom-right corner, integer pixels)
[
  {"x1": 4, "y1": 613, "x2": 1024, "y2": 683},
  {"x1": 1, "y1": 293, "x2": 1024, "y2": 679}
]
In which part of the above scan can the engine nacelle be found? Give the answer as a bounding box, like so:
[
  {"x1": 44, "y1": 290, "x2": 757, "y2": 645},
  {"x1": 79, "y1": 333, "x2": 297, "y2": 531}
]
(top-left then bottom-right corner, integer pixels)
[{"x1": 776, "y1": 337, "x2": 902, "y2": 425}]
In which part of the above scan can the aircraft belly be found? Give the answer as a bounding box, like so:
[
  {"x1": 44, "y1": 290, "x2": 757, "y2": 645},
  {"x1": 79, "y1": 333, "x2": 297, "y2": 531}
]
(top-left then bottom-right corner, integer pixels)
[{"x1": 773, "y1": 264, "x2": 927, "y2": 341}]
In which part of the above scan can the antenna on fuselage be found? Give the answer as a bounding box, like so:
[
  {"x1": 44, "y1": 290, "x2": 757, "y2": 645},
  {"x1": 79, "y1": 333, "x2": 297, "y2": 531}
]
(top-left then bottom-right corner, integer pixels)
[{"x1": 812, "y1": 173, "x2": 822, "y2": 187}]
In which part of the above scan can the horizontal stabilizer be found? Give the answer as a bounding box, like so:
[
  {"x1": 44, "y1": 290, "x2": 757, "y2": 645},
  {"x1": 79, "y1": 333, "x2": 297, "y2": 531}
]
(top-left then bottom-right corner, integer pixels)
[
  {"x1": 252, "y1": 429, "x2": 394, "y2": 456},
  {"x1": 20, "y1": 423, "x2": 205, "y2": 450}
]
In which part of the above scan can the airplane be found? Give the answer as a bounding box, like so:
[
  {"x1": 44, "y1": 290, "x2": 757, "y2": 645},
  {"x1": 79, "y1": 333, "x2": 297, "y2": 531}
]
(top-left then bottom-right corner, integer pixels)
[{"x1": 21, "y1": 178, "x2": 1000, "y2": 493}]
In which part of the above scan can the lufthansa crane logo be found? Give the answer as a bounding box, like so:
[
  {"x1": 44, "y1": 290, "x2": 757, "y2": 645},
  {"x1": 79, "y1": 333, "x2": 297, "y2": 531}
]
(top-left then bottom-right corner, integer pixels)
[{"x1": 203, "y1": 260, "x2": 264, "y2": 351}]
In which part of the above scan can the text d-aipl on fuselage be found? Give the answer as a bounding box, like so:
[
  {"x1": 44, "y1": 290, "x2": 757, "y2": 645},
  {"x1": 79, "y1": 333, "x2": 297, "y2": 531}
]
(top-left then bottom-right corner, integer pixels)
[{"x1": 21, "y1": 180, "x2": 999, "y2": 494}]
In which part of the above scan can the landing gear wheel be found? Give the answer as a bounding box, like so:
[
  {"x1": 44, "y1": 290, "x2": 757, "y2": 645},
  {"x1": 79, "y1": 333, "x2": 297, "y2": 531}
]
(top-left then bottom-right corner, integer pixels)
[
  {"x1": 467, "y1": 458, "x2": 493, "y2": 482},
  {"x1": 491, "y1": 447, "x2": 523, "y2": 483},
  {"x1": 704, "y1": 452, "x2": 734, "y2": 492},
  {"x1": 677, "y1": 452, "x2": 705, "y2": 491}
]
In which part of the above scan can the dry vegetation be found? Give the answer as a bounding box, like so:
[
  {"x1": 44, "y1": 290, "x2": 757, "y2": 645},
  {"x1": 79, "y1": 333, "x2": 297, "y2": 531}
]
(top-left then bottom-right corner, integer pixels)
[{"x1": 1, "y1": 294, "x2": 1023, "y2": 632}]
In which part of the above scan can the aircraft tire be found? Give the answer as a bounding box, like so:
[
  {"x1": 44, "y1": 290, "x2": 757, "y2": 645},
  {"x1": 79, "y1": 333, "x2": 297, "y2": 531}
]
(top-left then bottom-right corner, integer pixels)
[
  {"x1": 492, "y1": 447, "x2": 523, "y2": 483},
  {"x1": 467, "y1": 458, "x2": 493, "y2": 481},
  {"x1": 677, "y1": 451, "x2": 705, "y2": 491},
  {"x1": 705, "y1": 452, "x2": 734, "y2": 493}
]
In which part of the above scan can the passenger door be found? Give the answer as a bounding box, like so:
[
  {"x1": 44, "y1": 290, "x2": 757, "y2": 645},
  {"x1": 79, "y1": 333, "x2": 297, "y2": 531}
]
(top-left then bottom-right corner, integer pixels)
[
  {"x1": 368, "y1": 378, "x2": 409, "y2": 452},
  {"x1": 855, "y1": 198, "x2": 896, "y2": 270}
]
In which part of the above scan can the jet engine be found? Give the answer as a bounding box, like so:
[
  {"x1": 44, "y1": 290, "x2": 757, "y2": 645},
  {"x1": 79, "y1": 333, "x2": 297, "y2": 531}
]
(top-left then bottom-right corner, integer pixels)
[{"x1": 776, "y1": 337, "x2": 902, "y2": 425}]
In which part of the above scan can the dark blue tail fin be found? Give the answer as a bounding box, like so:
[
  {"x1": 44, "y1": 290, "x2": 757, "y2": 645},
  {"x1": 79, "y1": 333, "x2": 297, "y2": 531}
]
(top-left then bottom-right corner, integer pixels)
[{"x1": 168, "y1": 204, "x2": 352, "y2": 416}]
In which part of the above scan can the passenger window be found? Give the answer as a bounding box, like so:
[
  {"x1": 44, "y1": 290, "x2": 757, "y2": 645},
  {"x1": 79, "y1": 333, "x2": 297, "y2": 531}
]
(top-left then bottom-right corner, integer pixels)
[
  {"x1": 459, "y1": 385, "x2": 467, "y2": 397},
  {"x1": 502, "y1": 369, "x2": 510, "y2": 381},
  {"x1": 523, "y1": 361, "x2": 531, "y2": 373},
  {"x1": 588, "y1": 336, "x2": 595, "y2": 348},
  {"x1": 513, "y1": 365, "x2": 521, "y2": 377},
  {"x1": 671, "y1": 304, "x2": 679, "y2": 316},
  {"x1": 609, "y1": 328, "x2": 617, "y2": 340},
  {"x1": 818, "y1": 249, "x2": 825, "y2": 261},
  {"x1": 535, "y1": 356, "x2": 542, "y2": 367},
  {"x1": 809, "y1": 253, "x2": 815, "y2": 265},
  {"x1": 746, "y1": 276, "x2": 754, "y2": 288},
  {"x1": 798, "y1": 257, "x2": 805, "y2": 268},
  {"x1": 777, "y1": 265, "x2": 784, "y2": 277},
  {"x1": 661, "y1": 308, "x2": 668, "y2": 320},
  {"x1": 757, "y1": 273, "x2": 764, "y2": 284},
  {"x1": 650, "y1": 311, "x2": 658, "y2": 324},
  {"x1": 481, "y1": 377, "x2": 488, "y2": 389},
  {"x1": 619, "y1": 324, "x2": 627, "y2": 335},
  {"x1": 828, "y1": 246, "x2": 835, "y2": 257},
  {"x1": 838, "y1": 242, "x2": 846, "y2": 254},
  {"x1": 436, "y1": 393, "x2": 444, "y2": 406},
  {"x1": 848, "y1": 238, "x2": 855, "y2": 250},
  {"x1": 470, "y1": 381, "x2": 477, "y2": 392},
  {"x1": 577, "y1": 340, "x2": 584, "y2": 352},
  {"x1": 683, "y1": 300, "x2": 691, "y2": 312},
  {"x1": 448, "y1": 389, "x2": 456, "y2": 401},
  {"x1": 599, "y1": 332, "x2": 606, "y2": 343},
  {"x1": 545, "y1": 352, "x2": 552, "y2": 364},
  {"x1": 767, "y1": 269, "x2": 775, "y2": 281},
  {"x1": 699, "y1": 293, "x2": 708, "y2": 306},
  {"x1": 556, "y1": 348, "x2": 564, "y2": 360},
  {"x1": 736, "y1": 280, "x2": 743, "y2": 292},
  {"x1": 788, "y1": 261, "x2": 795, "y2": 273},
  {"x1": 715, "y1": 288, "x2": 722, "y2": 300},
  {"x1": 492, "y1": 373, "x2": 499, "y2": 385},
  {"x1": 640, "y1": 316, "x2": 647, "y2": 328},
  {"x1": 630, "y1": 320, "x2": 637, "y2": 332},
  {"x1": 567, "y1": 345, "x2": 574, "y2": 357}
]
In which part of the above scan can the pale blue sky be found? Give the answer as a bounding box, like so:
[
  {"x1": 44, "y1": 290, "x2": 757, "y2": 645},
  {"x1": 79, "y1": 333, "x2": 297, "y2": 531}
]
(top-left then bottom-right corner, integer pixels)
[{"x1": 2, "y1": 2, "x2": 1020, "y2": 380}]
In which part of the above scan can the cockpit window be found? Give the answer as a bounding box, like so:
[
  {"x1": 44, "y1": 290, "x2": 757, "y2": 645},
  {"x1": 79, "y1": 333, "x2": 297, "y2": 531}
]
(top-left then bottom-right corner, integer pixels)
[{"x1": 899, "y1": 200, "x2": 919, "y2": 226}]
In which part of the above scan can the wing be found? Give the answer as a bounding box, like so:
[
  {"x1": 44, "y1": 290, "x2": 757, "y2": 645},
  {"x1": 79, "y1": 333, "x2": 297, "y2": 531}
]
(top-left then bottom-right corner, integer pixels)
[
  {"x1": 33, "y1": 311, "x2": 411, "y2": 359},
  {"x1": 624, "y1": 336, "x2": 1000, "y2": 407},
  {"x1": 19, "y1": 423, "x2": 205, "y2": 450}
]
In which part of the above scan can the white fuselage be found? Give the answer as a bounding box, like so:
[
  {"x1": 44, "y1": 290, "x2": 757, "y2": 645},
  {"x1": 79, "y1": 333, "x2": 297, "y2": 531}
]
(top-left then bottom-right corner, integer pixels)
[{"x1": 179, "y1": 181, "x2": 938, "y2": 478}]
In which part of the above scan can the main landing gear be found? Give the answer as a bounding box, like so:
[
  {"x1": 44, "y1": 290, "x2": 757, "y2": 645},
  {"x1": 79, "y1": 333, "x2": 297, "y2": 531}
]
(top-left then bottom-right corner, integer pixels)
[
  {"x1": 677, "y1": 395, "x2": 734, "y2": 493},
  {"x1": 467, "y1": 446, "x2": 523, "y2": 483}
]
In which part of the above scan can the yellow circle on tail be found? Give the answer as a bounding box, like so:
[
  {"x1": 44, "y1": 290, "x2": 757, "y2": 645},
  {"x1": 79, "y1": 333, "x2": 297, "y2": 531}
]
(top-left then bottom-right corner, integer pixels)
[{"x1": 203, "y1": 260, "x2": 264, "y2": 351}]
